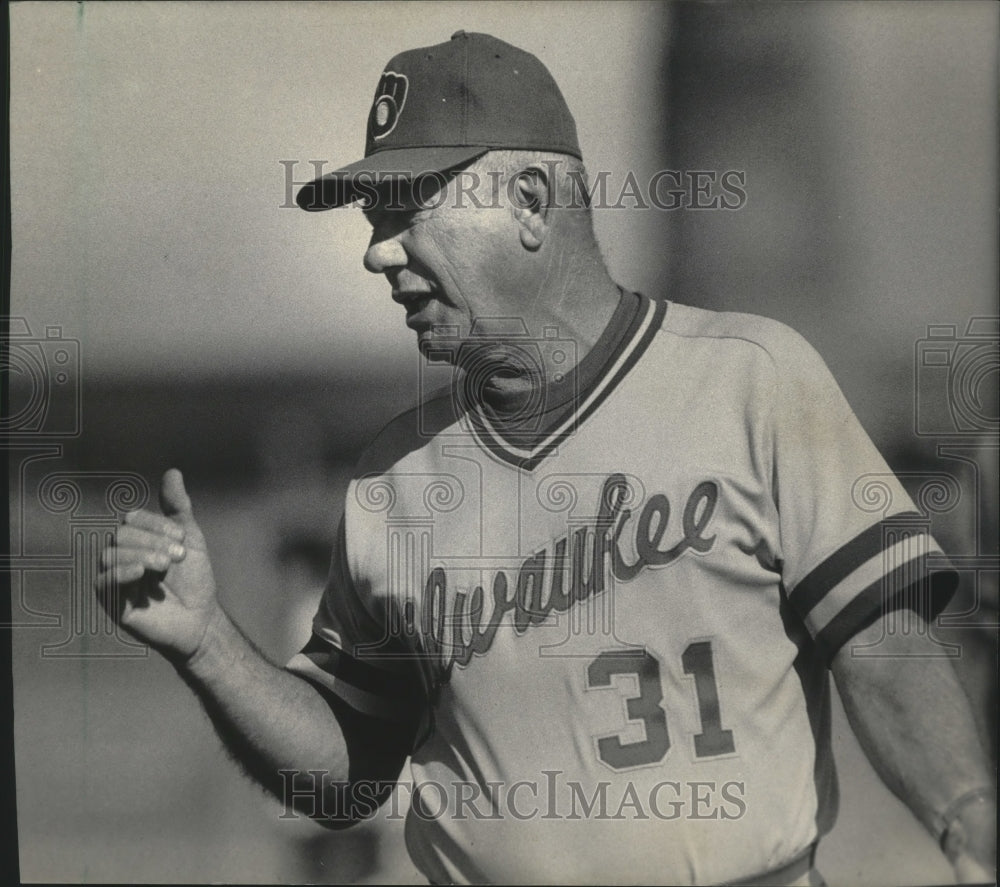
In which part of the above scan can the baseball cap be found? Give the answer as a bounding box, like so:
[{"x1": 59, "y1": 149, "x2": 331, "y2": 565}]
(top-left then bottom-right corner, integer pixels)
[{"x1": 296, "y1": 31, "x2": 581, "y2": 210}]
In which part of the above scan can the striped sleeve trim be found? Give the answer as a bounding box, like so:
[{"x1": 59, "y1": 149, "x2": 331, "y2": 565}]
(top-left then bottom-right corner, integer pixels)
[
  {"x1": 788, "y1": 519, "x2": 958, "y2": 661},
  {"x1": 285, "y1": 634, "x2": 423, "y2": 722},
  {"x1": 802, "y1": 536, "x2": 924, "y2": 635},
  {"x1": 790, "y1": 512, "x2": 921, "y2": 616},
  {"x1": 813, "y1": 556, "x2": 958, "y2": 662}
]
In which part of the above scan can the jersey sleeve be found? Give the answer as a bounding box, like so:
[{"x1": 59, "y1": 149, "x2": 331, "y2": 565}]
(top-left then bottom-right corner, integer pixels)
[
  {"x1": 767, "y1": 327, "x2": 958, "y2": 663},
  {"x1": 285, "y1": 513, "x2": 427, "y2": 724}
]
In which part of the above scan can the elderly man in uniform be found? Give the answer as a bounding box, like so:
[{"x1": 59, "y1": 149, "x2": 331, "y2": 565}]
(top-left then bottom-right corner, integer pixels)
[{"x1": 99, "y1": 32, "x2": 995, "y2": 885}]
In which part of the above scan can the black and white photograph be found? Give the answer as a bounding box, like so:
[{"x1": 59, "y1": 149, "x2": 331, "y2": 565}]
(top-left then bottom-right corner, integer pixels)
[{"x1": 4, "y1": 2, "x2": 997, "y2": 884}]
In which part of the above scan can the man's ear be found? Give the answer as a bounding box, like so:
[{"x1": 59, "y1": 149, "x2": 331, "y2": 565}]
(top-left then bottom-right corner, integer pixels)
[{"x1": 510, "y1": 165, "x2": 551, "y2": 251}]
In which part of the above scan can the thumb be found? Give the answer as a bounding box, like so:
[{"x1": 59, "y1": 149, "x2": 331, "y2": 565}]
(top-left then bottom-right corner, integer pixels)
[{"x1": 159, "y1": 468, "x2": 195, "y2": 522}]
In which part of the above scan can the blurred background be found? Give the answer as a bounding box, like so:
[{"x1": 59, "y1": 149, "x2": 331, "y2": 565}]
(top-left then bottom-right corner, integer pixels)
[{"x1": 7, "y1": 1, "x2": 997, "y2": 883}]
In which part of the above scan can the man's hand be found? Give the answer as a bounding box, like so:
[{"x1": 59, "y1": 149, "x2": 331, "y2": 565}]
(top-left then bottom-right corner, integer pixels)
[
  {"x1": 97, "y1": 468, "x2": 219, "y2": 661},
  {"x1": 95, "y1": 469, "x2": 396, "y2": 814}
]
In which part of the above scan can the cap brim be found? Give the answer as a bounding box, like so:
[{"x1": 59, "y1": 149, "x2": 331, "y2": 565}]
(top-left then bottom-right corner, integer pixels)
[{"x1": 296, "y1": 146, "x2": 489, "y2": 210}]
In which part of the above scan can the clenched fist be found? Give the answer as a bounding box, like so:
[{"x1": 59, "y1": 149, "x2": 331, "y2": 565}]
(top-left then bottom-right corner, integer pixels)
[{"x1": 96, "y1": 468, "x2": 220, "y2": 662}]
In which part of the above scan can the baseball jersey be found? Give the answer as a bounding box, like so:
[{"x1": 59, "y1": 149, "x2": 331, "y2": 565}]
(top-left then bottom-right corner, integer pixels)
[{"x1": 286, "y1": 290, "x2": 956, "y2": 885}]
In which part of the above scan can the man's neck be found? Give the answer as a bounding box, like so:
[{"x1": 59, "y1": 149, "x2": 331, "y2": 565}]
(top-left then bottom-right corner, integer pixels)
[
  {"x1": 472, "y1": 270, "x2": 625, "y2": 414},
  {"x1": 516, "y1": 256, "x2": 623, "y2": 384}
]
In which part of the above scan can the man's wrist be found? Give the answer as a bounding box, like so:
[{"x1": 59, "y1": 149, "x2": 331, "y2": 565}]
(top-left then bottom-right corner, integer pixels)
[
  {"x1": 934, "y1": 786, "x2": 997, "y2": 874},
  {"x1": 173, "y1": 604, "x2": 232, "y2": 676}
]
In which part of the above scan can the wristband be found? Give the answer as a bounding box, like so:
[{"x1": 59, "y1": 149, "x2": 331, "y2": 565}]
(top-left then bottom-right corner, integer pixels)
[{"x1": 933, "y1": 786, "x2": 996, "y2": 852}]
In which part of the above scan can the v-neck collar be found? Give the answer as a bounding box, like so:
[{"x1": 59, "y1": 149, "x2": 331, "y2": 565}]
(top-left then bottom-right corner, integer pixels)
[{"x1": 461, "y1": 290, "x2": 666, "y2": 471}]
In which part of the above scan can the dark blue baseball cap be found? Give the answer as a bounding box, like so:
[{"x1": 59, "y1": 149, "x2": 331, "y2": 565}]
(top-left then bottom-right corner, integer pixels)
[{"x1": 296, "y1": 31, "x2": 581, "y2": 210}]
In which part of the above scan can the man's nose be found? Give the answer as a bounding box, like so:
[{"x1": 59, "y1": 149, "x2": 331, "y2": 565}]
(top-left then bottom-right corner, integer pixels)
[{"x1": 363, "y1": 232, "x2": 407, "y2": 274}]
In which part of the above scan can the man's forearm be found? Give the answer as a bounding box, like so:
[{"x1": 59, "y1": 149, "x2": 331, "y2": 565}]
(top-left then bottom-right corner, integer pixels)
[
  {"x1": 177, "y1": 605, "x2": 352, "y2": 802},
  {"x1": 832, "y1": 614, "x2": 996, "y2": 874},
  {"x1": 96, "y1": 471, "x2": 407, "y2": 826}
]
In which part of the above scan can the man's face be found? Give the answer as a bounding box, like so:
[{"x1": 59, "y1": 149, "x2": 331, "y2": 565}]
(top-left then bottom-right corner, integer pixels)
[{"x1": 361, "y1": 173, "x2": 528, "y2": 366}]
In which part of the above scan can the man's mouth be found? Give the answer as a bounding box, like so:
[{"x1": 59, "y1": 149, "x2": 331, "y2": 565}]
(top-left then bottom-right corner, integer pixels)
[
  {"x1": 396, "y1": 293, "x2": 434, "y2": 328},
  {"x1": 393, "y1": 288, "x2": 432, "y2": 304}
]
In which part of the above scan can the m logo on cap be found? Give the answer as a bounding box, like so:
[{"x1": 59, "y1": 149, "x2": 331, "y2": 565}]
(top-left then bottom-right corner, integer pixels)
[{"x1": 368, "y1": 71, "x2": 408, "y2": 141}]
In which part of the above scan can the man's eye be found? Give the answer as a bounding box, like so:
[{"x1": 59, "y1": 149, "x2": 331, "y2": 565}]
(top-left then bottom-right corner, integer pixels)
[{"x1": 364, "y1": 208, "x2": 423, "y2": 234}]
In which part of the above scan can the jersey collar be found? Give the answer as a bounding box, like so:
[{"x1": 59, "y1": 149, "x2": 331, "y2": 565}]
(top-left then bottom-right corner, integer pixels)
[{"x1": 464, "y1": 291, "x2": 666, "y2": 471}]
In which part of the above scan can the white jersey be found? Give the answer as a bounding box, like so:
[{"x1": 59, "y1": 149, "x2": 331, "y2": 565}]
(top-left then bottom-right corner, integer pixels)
[{"x1": 287, "y1": 291, "x2": 955, "y2": 885}]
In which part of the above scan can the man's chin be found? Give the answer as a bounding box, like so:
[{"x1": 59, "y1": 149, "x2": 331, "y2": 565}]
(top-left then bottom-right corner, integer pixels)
[{"x1": 418, "y1": 333, "x2": 462, "y2": 366}]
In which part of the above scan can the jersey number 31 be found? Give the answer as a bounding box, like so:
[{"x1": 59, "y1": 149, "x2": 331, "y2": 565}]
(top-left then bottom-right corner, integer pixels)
[{"x1": 587, "y1": 642, "x2": 735, "y2": 770}]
